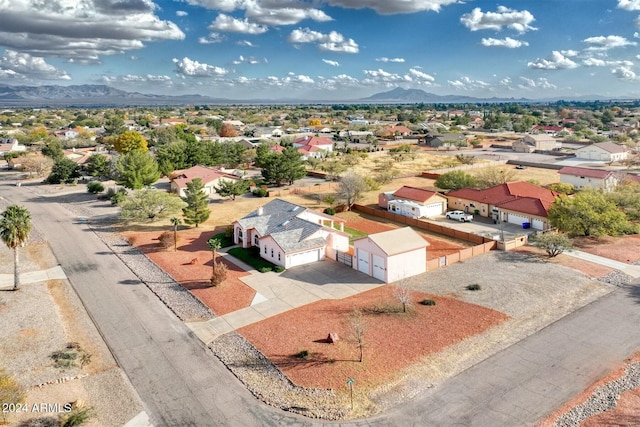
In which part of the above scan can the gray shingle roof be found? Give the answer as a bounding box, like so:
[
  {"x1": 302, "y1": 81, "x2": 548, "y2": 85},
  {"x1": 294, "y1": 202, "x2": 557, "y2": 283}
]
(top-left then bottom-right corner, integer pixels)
[{"x1": 237, "y1": 199, "x2": 324, "y2": 252}]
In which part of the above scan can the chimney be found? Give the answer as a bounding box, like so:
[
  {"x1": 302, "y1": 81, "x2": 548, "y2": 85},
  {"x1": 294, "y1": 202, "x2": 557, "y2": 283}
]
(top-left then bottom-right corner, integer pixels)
[{"x1": 257, "y1": 206, "x2": 264, "y2": 216}]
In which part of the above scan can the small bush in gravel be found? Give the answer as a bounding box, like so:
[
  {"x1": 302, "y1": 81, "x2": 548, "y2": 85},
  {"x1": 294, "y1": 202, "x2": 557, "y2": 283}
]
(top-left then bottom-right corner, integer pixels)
[
  {"x1": 61, "y1": 406, "x2": 93, "y2": 427},
  {"x1": 50, "y1": 342, "x2": 91, "y2": 370},
  {"x1": 110, "y1": 192, "x2": 126, "y2": 206},
  {"x1": 323, "y1": 207, "x2": 336, "y2": 215},
  {"x1": 466, "y1": 284, "x2": 481, "y2": 291},
  {"x1": 0, "y1": 369, "x2": 25, "y2": 422},
  {"x1": 259, "y1": 266, "x2": 272, "y2": 273},
  {"x1": 158, "y1": 231, "x2": 175, "y2": 249},
  {"x1": 86, "y1": 180, "x2": 104, "y2": 194},
  {"x1": 420, "y1": 299, "x2": 436, "y2": 306},
  {"x1": 274, "y1": 266, "x2": 285, "y2": 273},
  {"x1": 210, "y1": 262, "x2": 228, "y2": 287},
  {"x1": 296, "y1": 349, "x2": 310, "y2": 359},
  {"x1": 252, "y1": 188, "x2": 268, "y2": 197}
]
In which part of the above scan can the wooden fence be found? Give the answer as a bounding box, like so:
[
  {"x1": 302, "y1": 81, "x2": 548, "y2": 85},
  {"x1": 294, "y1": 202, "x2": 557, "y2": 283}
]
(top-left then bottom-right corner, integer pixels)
[
  {"x1": 268, "y1": 182, "x2": 339, "y2": 197},
  {"x1": 352, "y1": 204, "x2": 497, "y2": 271}
]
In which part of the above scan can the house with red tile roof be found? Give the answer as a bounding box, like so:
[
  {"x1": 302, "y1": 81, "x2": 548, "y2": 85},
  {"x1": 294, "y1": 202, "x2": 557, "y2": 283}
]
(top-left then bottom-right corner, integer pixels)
[
  {"x1": 293, "y1": 135, "x2": 333, "y2": 159},
  {"x1": 169, "y1": 165, "x2": 239, "y2": 198},
  {"x1": 378, "y1": 185, "x2": 447, "y2": 217},
  {"x1": 446, "y1": 182, "x2": 558, "y2": 230}
]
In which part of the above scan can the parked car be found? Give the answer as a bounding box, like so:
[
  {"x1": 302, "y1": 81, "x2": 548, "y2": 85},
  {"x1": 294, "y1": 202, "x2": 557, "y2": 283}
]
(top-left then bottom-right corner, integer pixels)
[
  {"x1": 446, "y1": 210, "x2": 473, "y2": 222},
  {"x1": 515, "y1": 165, "x2": 527, "y2": 169}
]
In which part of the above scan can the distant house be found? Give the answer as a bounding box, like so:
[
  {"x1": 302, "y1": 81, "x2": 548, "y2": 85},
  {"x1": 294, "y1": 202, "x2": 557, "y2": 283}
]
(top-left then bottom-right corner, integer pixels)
[
  {"x1": 446, "y1": 181, "x2": 558, "y2": 230},
  {"x1": 558, "y1": 166, "x2": 627, "y2": 192},
  {"x1": 293, "y1": 135, "x2": 334, "y2": 159},
  {"x1": 250, "y1": 127, "x2": 283, "y2": 138},
  {"x1": 0, "y1": 138, "x2": 26, "y2": 154},
  {"x1": 353, "y1": 227, "x2": 429, "y2": 283},
  {"x1": 378, "y1": 185, "x2": 447, "y2": 217},
  {"x1": 512, "y1": 134, "x2": 559, "y2": 153},
  {"x1": 233, "y1": 199, "x2": 349, "y2": 268},
  {"x1": 531, "y1": 125, "x2": 564, "y2": 135},
  {"x1": 574, "y1": 142, "x2": 627, "y2": 162},
  {"x1": 381, "y1": 125, "x2": 412, "y2": 138},
  {"x1": 425, "y1": 134, "x2": 469, "y2": 148},
  {"x1": 169, "y1": 165, "x2": 239, "y2": 198}
]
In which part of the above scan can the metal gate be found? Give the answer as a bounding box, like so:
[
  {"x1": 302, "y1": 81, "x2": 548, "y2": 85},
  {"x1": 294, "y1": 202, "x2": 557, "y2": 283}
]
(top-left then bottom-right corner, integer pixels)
[{"x1": 336, "y1": 251, "x2": 352, "y2": 267}]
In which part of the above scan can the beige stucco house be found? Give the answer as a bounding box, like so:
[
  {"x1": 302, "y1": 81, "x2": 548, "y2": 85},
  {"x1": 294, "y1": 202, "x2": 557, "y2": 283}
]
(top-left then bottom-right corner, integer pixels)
[{"x1": 512, "y1": 134, "x2": 559, "y2": 153}]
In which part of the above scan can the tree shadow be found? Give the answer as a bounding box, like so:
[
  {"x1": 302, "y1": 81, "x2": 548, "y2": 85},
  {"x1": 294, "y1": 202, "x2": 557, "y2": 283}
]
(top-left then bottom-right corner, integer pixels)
[
  {"x1": 176, "y1": 227, "x2": 229, "y2": 253},
  {"x1": 119, "y1": 279, "x2": 142, "y2": 285},
  {"x1": 624, "y1": 282, "x2": 640, "y2": 305},
  {"x1": 494, "y1": 250, "x2": 547, "y2": 264}
]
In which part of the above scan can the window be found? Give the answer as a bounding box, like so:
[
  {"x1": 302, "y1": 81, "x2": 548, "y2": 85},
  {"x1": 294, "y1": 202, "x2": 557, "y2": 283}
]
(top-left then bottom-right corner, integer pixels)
[
  {"x1": 271, "y1": 249, "x2": 274, "y2": 258},
  {"x1": 254, "y1": 236, "x2": 259, "y2": 245},
  {"x1": 278, "y1": 253, "x2": 281, "y2": 261},
  {"x1": 264, "y1": 246, "x2": 267, "y2": 254},
  {"x1": 238, "y1": 229, "x2": 243, "y2": 237}
]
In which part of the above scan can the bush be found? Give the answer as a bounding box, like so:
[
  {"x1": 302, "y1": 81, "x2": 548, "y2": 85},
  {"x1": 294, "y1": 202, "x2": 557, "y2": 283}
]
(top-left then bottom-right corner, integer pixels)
[
  {"x1": 209, "y1": 232, "x2": 234, "y2": 248},
  {"x1": 296, "y1": 349, "x2": 309, "y2": 359},
  {"x1": 466, "y1": 284, "x2": 481, "y2": 291},
  {"x1": 274, "y1": 266, "x2": 285, "y2": 273},
  {"x1": 86, "y1": 180, "x2": 104, "y2": 194},
  {"x1": 252, "y1": 188, "x2": 268, "y2": 197},
  {"x1": 420, "y1": 299, "x2": 436, "y2": 306},
  {"x1": 110, "y1": 192, "x2": 126, "y2": 206},
  {"x1": 210, "y1": 262, "x2": 228, "y2": 287},
  {"x1": 61, "y1": 406, "x2": 93, "y2": 427},
  {"x1": 259, "y1": 266, "x2": 272, "y2": 273},
  {"x1": 323, "y1": 207, "x2": 336, "y2": 215},
  {"x1": 158, "y1": 231, "x2": 174, "y2": 249},
  {"x1": 0, "y1": 369, "x2": 26, "y2": 418}
]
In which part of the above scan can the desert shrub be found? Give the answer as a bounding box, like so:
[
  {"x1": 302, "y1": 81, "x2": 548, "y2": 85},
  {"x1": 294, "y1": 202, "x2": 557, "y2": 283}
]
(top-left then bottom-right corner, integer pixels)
[
  {"x1": 158, "y1": 231, "x2": 175, "y2": 249},
  {"x1": 0, "y1": 369, "x2": 26, "y2": 420},
  {"x1": 61, "y1": 406, "x2": 93, "y2": 427},
  {"x1": 323, "y1": 207, "x2": 336, "y2": 215},
  {"x1": 210, "y1": 262, "x2": 228, "y2": 286},
  {"x1": 420, "y1": 299, "x2": 436, "y2": 306},
  {"x1": 110, "y1": 192, "x2": 126, "y2": 206},
  {"x1": 224, "y1": 225, "x2": 234, "y2": 238},
  {"x1": 50, "y1": 343, "x2": 91, "y2": 370},
  {"x1": 252, "y1": 188, "x2": 268, "y2": 197},
  {"x1": 86, "y1": 180, "x2": 104, "y2": 194},
  {"x1": 466, "y1": 284, "x2": 481, "y2": 291},
  {"x1": 296, "y1": 349, "x2": 309, "y2": 359},
  {"x1": 259, "y1": 266, "x2": 272, "y2": 273},
  {"x1": 274, "y1": 266, "x2": 285, "y2": 273}
]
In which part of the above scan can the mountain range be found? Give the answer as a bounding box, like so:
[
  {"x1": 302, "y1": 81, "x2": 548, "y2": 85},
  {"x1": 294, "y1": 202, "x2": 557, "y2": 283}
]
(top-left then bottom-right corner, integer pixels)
[{"x1": 0, "y1": 84, "x2": 629, "y2": 107}]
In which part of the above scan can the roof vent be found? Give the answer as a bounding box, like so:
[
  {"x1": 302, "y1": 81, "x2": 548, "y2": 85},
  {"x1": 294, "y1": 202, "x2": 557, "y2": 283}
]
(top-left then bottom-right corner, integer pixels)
[
  {"x1": 257, "y1": 206, "x2": 264, "y2": 216},
  {"x1": 281, "y1": 220, "x2": 290, "y2": 226}
]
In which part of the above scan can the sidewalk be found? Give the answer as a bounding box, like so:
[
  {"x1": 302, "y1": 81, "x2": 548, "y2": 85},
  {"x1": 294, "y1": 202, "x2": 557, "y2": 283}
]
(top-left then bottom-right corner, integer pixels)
[
  {"x1": 0, "y1": 265, "x2": 67, "y2": 290},
  {"x1": 564, "y1": 249, "x2": 640, "y2": 280}
]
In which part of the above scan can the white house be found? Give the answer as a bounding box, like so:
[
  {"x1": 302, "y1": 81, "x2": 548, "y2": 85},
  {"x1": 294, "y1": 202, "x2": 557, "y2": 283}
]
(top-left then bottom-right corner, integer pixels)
[
  {"x1": 0, "y1": 138, "x2": 26, "y2": 154},
  {"x1": 353, "y1": 227, "x2": 428, "y2": 283},
  {"x1": 512, "y1": 134, "x2": 560, "y2": 153},
  {"x1": 558, "y1": 166, "x2": 623, "y2": 192},
  {"x1": 293, "y1": 135, "x2": 334, "y2": 159},
  {"x1": 379, "y1": 186, "x2": 447, "y2": 218},
  {"x1": 575, "y1": 142, "x2": 628, "y2": 162},
  {"x1": 233, "y1": 199, "x2": 349, "y2": 269}
]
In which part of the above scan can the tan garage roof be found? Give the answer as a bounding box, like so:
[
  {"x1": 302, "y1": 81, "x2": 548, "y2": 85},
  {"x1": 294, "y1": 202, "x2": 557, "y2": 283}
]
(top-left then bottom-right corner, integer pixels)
[{"x1": 360, "y1": 227, "x2": 429, "y2": 256}]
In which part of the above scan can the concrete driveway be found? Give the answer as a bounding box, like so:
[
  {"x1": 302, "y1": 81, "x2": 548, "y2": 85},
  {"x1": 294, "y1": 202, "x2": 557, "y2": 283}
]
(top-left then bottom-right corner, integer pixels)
[
  {"x1": 427, "y1": 215, "x2": 530, "y2": 240},
  {"x1": 187, "y1": 259, "x2": 384, "y2": 344}
]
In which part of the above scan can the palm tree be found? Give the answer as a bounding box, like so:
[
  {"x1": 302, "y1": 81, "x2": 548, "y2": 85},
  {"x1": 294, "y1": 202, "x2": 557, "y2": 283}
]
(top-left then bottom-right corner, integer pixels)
[
  {"x1": 170, "y1": 217, "x2": 182, "y2": 252},
  {"x1": 206, "y1": 238, "x2": 221, "y2": 273},
  {"x1": 0, "y1": 205, "x2": 32, "y2": 291}
]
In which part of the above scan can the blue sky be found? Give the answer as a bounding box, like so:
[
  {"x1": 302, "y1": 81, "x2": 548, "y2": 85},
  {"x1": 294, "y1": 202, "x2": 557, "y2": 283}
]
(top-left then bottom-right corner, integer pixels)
[{"x1": 1, "y1": 1, "x2": 640, "y2": 100}]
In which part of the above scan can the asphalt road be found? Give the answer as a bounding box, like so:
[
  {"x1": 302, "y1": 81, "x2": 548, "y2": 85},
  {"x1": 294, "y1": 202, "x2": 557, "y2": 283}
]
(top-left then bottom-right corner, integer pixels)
[{"x1": 3, "y1": 177, "x2": 640, "y2": 427}]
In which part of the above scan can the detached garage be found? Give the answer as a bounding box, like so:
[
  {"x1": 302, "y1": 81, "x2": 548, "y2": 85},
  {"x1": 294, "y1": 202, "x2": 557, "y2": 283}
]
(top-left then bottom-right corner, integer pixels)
[{"x1": 353, "y1": 227, "x2": 429, "y2": 283}]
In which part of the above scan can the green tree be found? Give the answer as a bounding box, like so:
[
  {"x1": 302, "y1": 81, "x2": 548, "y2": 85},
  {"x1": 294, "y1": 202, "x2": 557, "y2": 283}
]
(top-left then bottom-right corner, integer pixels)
[
  {"x1": 548, "y1": 189, "x2": 636, "y2": 236},
  {"x1": 103, "y1": 115, "x2": 126, "y2": 136},
  {"x1": 434, "y1": 170, "x2": 477, "y2": 190},
  {"x1": 0, "y1": 205, "x2": 32, "y2": 291},
  {"x1": 533, "y1": 233, "x2": 573, "y2": 257},
  {"x1": 115, "y1": 150, "x2": 160, "y2": 190},
  {"x1": 119, "y1": 189, "x2": 186, "y2": 223},
  {"x1": 114, "y1": 131, "x2": 148, "y2": 154},
  {"x1": 85, "y1": 153, "x2": 109, "y2": 178},
  {"x1": 281, "y1": 146, "x2": 307, "y2": 184},
  {"x1": 215, "y1": 179, "x2": 249, "y2": 200},
  {"x1": 207, "y1": 238, "x2": 221, "y2": 272},
  {"x1": 181, "y1": 178, "x2": 211, "y2": 227},
  {"x1": 41, "y1": 139, "x2": 65, "y2": 161},
  {"x1": 255, "y1": 143, "x2": 270, "y2": 167},
  {"x1": 46, "y1": 158, "x2": 81, "y2": 184},
  {"x1": 547, "y1": 182, "x2": 575, "y2": 195}
]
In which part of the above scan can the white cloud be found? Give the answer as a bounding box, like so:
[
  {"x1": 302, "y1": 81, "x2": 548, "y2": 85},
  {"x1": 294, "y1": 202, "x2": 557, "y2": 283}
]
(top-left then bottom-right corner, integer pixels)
[
  {"x1": 561, "y1": 49, "x2": 580, "y2": 57},
  {"x1": 408, "y1": 68, "x2": 435, "y2": 83},
  {"x1": 376, "y1": 57, "x2": 405, "y2": 63},
  {"x1": 210, "y1": 14, "x2": 268, "y2": 34},
  {"x1": 183, "y1": 0, "x2": 244, "y2": 12},
  {"x1": 0, "y1": 0, "x2": 184, "y2": 61},
  {"x1": 583, "y1": 35, "x2": 637, "y2": 50},
  {"x1": 481, "y1": 37, "x2": 529, "y2": 48},
  {"x1": 324, "y1": 0, "x2": 460, "y2": 14},
  {"x1": 447, "y1": 76, "x2": 489, "y2": 91},
  {"x1": 528, "y1": 51, "x2": 578, "y2": 70},
  {"x1": 322, "y1": 59, "x2": 340, "y2": 67},
  {"x1": 0, "y1": 50, "x2": 70, "y2": 80},
  {"x1": 612, "y1": 66, "x2": 638, "y2": 80},
  {"x1": 583, "y1": 57, "x2": 634, "y2": 67},
  {"x1": 245, "y1": 3, "x2": 333, "y2": 26},
  {"x1": 237, "y1": 40, "x2": 257, "y2": 47},
  {"x1": 288, "y1": 28, "x2": 359, "y2": 53},
  {"x1": 176, "y1": 10, "x2": 188, "y2": 17},
  {"x1": 461, "y1": 6, "x2": 537, "y2": 33},
  {"x1": 518, "y1": 77, "x2": 556, "y2": 90},
  {"x1": 618, "y1": 0, "x2": 640, "y2": 11},
  {"x1": 101, "y1": 74, "x2": 172, "y2": 84},
  {"x1": 173, "y1": 57, "x2": 229, "y2": 77},
  {"x1": 362, "y1": 67, "x2": 435, "y2": 86},
  {"x1": 198, "y1": 33, "x2": 225, "y2": 44},
  {"x1": 231, "y1": 55, "x2": 262, "y2": 65}
]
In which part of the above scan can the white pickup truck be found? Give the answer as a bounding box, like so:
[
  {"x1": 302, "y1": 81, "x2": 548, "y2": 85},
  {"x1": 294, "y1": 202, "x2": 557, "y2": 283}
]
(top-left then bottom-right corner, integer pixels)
[{"x1": 446, "y1": 210, "x2": 473, "y2": 222}]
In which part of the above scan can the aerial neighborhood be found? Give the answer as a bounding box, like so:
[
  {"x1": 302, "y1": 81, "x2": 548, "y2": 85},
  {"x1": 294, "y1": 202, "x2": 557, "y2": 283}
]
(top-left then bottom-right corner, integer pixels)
[{"x1": 1, "y1": 101, "x2": 640, "y2": 425}]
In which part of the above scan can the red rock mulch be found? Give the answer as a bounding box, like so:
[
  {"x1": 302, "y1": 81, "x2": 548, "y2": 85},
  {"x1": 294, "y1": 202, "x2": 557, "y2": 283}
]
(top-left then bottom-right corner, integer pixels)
[
  {"x1": 238, "y1": 285, "x2": 509, "y2": 391},
  {"x1": 573, "y1": 235, "x2": 640, "y2": 264},
  {"x1": 338, "y1": 212, "x2": 469, "y2": 261},
  {"x1": 123, "y1": 228, "x2": 255, "y2": 315}
]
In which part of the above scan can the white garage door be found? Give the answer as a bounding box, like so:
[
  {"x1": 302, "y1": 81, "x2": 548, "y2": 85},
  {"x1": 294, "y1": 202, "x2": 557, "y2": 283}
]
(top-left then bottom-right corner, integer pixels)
[
  {"x1": 372, "y1": 254, "x2": 385, "y2": 281},
  {"x1": 424, "y1": 202, "x2": 443, "y2": 218},
  {"x1": 357, "y1": 249, "x2": 370, "y2": 274},
  {"x1": 289, "y1": 249, "x2": 320, "y2": 268},
  {"x1": 507, "y1": 213, "x2": 529, "y2": 226},
  {"x1": 532, "y1": 218, "x2": 545, "y2": 230}
]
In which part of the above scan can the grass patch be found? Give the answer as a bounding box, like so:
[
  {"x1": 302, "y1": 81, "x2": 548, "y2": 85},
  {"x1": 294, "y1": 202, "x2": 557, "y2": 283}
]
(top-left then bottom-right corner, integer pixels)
[
  {"x1": 209, "y1": 232, "x2": 234, "y2": 248},
  {"x1": 334, "y1": 224, "x2": 368, "y2": 244},
  {"x1": 228, "y1": 246, "x2": 279, "y2": 272}
]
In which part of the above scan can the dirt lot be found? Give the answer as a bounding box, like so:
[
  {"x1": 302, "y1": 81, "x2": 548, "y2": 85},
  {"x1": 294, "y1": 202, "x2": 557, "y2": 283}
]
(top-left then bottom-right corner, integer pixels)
[{"x1": 573, "y1": 234, "x2": 640, "y2": 264}]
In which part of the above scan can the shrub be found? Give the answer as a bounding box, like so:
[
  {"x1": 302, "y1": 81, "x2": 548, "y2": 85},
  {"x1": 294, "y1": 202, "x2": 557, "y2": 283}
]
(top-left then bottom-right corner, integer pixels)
[
  {"x1": 274, "y1": 266, "x2": 285, "y2": 273},
  {"x1": 86, "y1": 180, "x2": 104, "y2": 194},
  {"x1": 420, "y1": 299, "x2": 436, "y2": 306},
  {"x1": 110, "y1": 192, "x2": 126, "y2": 206},
  {"x1": 0, "y1": 369, "x2": 26, "y2": 420},
  {"x1": 466, "y1": 284, "x2": 481, "y2": 291},
  {"x1": 252, "y1": 188, "x2": 268, "y2": 197},
  {"x1": 61, "y1": 406, "x2": 93, "y2": 427},
  {"x1": 323, "y1": 207, "x2": 336, "y2": 215},
  {"x1": 158, "y1": 231, "x2": 174, "y2": 249},
  {"x1": 50, "y1": 342, "x2": 91, "y2": 370},
  {"x1": 259, "y1": 266, "x2": 272, "y2": 273},
  {"x1": 296, "y1": 349, "x2": 309, "y2": 359},
  {"x1": 210, "y1": 262, "x2": 228, "y2": 287}
]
